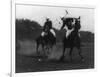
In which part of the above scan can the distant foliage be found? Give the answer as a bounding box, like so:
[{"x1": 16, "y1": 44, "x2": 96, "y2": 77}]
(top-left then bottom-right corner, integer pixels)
[
  {"x1": 16, "y1": 19, "x2": 42, "y2": 40},
  {"x1": 80, "y1": 31, "x2": 94, "y2": 43}
]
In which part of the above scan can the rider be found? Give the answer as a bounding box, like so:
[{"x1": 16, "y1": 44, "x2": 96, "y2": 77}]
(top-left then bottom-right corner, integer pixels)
[
  {"x1": 41, "y1": 18, "x2": 56, "y2": 37},
  {"x1": 61, "y1": 16, "x2": 81, "y2": 39},
  {"x1": 61, "y1": 17, "x2": 74, "y2": 39}
]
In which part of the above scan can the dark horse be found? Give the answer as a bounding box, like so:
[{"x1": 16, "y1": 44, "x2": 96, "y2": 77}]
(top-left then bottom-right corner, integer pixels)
[
  {"x1": 36, "y1": 30, "x2": 56, "y2": 56},
  {"x1": 60, "y1": 17, "x2": 84, "y2": 61}
]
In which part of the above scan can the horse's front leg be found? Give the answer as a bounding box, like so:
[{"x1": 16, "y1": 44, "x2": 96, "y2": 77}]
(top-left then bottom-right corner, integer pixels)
[
  {"x1": 69, "y1": 47, "x2": 73, "y2": 62},
  {"x1": 42, "y1": 44, "x2": 46, "y2": 56},
  {"x1": 47, "y1": 44, "x2": 53, "y2": 55},
  {"x1": 44, "y1": 44, "x2": 50, "y2": 56},
  {"x1": 36, "y1": 42, "x2": 39, "y2": 56}
]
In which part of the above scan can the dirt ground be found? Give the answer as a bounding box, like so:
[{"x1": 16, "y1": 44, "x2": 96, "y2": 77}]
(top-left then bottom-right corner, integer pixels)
[{"x1": 16, "y1": 40, "x2": 94, "y2": 73}]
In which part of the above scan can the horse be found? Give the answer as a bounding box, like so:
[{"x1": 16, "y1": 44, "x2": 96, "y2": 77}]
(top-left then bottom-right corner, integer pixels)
[
  {"x1": 35, "y1": 29, "x2": 56, "y2": 56},
  {"x1": 59, "y1": 17, "x2": 84, "y2": 62}
]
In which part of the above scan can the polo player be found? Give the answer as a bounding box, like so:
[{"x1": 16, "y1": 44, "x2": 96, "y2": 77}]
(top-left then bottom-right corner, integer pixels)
[
  {"x1": 41, "y1": 18, "x2": 56, "y2": 37},
  {"x1": 61, "y1": 17, "x2": 74, "y2": 38},
  {"x1": 60, "y1": 17, "x2": 81, "y2": 39}
]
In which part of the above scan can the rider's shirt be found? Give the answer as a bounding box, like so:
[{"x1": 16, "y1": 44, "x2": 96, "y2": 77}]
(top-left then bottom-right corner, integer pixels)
[{"x1": 43, "y1": 20, "x2": 52, "y2": 31}]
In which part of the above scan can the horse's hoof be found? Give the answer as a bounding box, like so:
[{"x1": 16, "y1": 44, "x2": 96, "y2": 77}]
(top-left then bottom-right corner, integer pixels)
[{"x1": 81, "y1": 58, "x2": 85, "y2": 62}]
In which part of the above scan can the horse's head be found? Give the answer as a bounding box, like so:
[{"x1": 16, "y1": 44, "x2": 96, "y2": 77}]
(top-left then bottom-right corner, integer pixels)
[{"x1": 74, "y1": 16, "x2": 81, "y2": 30}]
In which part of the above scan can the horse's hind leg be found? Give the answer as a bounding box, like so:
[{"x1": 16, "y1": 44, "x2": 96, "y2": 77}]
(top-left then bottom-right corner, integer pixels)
[
  {"x1": 77, "y1": 46, "x2": 84, "y2": 62},
  {"x1": 69, "y1": 47, "x2": 73, "y2": 62}
]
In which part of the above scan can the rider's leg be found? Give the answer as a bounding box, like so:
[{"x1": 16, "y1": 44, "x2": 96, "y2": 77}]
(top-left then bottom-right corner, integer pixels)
[
  {"x1": 50, "y1": 29, "x2": 56, "y2": 37},
  {"x1": 41, "y1": 31, "x2": 45, "y2": 37}
]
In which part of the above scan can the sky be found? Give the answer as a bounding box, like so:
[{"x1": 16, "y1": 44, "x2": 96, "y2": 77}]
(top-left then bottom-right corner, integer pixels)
[{"x1": 16, "y1": 4, "x2": 94, "y2": 33}]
